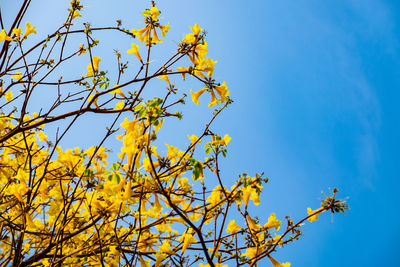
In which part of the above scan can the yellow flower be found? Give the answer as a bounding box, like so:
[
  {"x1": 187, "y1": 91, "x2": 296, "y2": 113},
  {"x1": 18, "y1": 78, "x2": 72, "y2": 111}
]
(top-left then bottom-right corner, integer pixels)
[
  {"x1": 242, "y1": 246, "x2": 258, "y2": 259},
  {"x1": 209, "y1": 82, "x2": 229, "y2": 107},
  {"x1": 188, "y1": 135, "x2": 201, "y2": 145},
  {"x1": 183, "y1": 24, "x2": 203, "y2": 44},
  {"x1": 184, "y1": 33, "x2": 196, "y2": 44},
  {"x1": 152, "y1": 27, "x2": 163, "y2": 43},
  {"x1": 37, "y1": 131, "x2": 48, "y2": 142},
  {"x1": 159, "y1": 23, "x2": 170, "y2": 37},
  {"x1": 263, "y1": 213, "x2": 281, "y2": 231},
  {"x1": 140, "y1": 257, "x2": 150, "y2": 267},
  {"x1": 127, "y1": 43, "x2": 142, "y2": 62},
  {"x1": 116, "y1": 101, "x2": 125, "y2": 110},
  {"x1": 157, "y1": 74, "x2": 170, "y2": 85},
  {"x1": 78, "y1": 44, "x2": 86, "y2": 56},
  {"x1": 12, "y1": 28, "x2": 22, "y2": 39},
  {"x1": 0, "y1": 29, "x2": 13, "y2": 42},
  {"x1": 11, "y1": 72, "x2": 22, "y2": 81},
  {"x1": 177, "y1": 66, "x2": 188, "y2": 80},
  {"x1": 71, "y1": 10, "x2": 81, "y2": 20},
  {"x1": 222, "y1": 134, "x2": 231, "y2": 146},
  {"x1": 226, "y1": 220, "x2": 241, "y2": 234},
  {"x1": 208, "y1": 89, "x2": 218, "y2": 107},
  {"x1": 123, "y1": 179, "x2": 133, "y2": 201},
  {"x1": 190, "y1": 87, "x2": 207, "y2": 105},
  {"x1": 86, "y1": 56, "x2": 101, "y2": 76},
  {"x1": 190, "y1": 24, "x2": 203, "y2": 35},
  {"x1": 203, "y1": 58, "x2": 217, "y2": 77},
  {"x1": 150, "y1": 6, "x2": 160, "y2": 20},
  {"x1": 23, "y1": 22, "x2": 36, "y2": 38},
  {"x1": 142, "y1": 6, "x2": 160, "y2": 21},
  {"x1": 4, "y1": 91, "x2": 13, "y2": 102},
  {"x1": 111, "y1": 84, "x2": 126, "y2": 97},
  {"x1": 176, "y1": 230, "x2": 197, "y2": 254},
  {"x1": 307, "y1": 207, "x2": 324, "y2": 222},
  {"x1": 132, "y1": 26, "x2": 151, "y2": 43},
  {"x1": 268, "y1": 255, "x2": 291, "y2": 267},
  {"x1": 214, "y1": 81, "x2": 229, "y2": 101},
  {"x1": 242, "y1": 185, "x2": 260, "y2": 206},
  {"x1": 25, "y1": 213, "x2": 37, "y2": 230},
  {"x1": 212, "y1": 134, "x2": 231, "y2": 146}
]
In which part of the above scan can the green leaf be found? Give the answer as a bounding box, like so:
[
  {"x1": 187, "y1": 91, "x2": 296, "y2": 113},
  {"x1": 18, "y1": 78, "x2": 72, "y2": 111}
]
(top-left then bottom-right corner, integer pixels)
[
  {"x1": 222, "y1": 149, "x2": 227, "y2": 157},
  {"x1": 134, "y1": 104, "x2": 143, "y2": 112},
  {"x1": 138, "y1": 109, "x2": 147, "y2": 118},
  {"x1": 188, "y1": 157, "x2": 196, "y2": 165},
  {"x1": 113, "y1": 173, "x2": 121, "y2": 184},
  {"x1": 112, "y1": 162, "x2": 120, "y2": 170},
  {"x1": 192, "y1": 161, "x2": 203, "y2": 181}
]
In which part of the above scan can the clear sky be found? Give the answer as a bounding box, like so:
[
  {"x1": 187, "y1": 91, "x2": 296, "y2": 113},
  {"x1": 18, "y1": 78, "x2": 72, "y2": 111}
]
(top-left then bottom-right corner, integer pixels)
[{"x1": 4, "y1": 0, "x2": 400, "y2": 266}]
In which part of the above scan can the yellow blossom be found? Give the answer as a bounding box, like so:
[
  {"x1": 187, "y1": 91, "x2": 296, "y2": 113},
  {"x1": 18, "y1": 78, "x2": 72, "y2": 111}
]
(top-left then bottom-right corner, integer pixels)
[
  {"x1": 177, "y1": 66, "x2": 188, "y2": 80},
  {"x1": 176, "y1": 230, "x2": 197, "y2": 254},
  {"x1": 116, "y1": 101, "x2": 125, "y2": 110},
  {"x1": 242, "y1": 185, "x2": 260, "y2": 206},
  {"x1": 152, "y1": 27, "x2": 163, "y2": 43},
  {"x1": 127, "y1": 43, "x2": 142, "y2": 62},
  {"x1": 190, "y1": 87, "x2": 207, "y2": 105},
  {"x1": 11, "y1": 72, "x2": 22, "y2": 81},
  {"x1": 191, "y1": 24, "x2": 202, "y2": 35},
  {"x1": 12, "y1": 28, "x2": 22, "y2": 39},
  {"x1": 111, "y1": 84, "x2": 126, "y2": 97},
  {"x1": 208, "y1": 89, "x2": 218, "y2": 107},
  {"x1": 71, "y1": 10, "x2": 81, "y2": 20},
  {"x1": 242, "y1": 246, "x2": 259, "y2": 259},
  {"x1": 224, "y1": 134, "x2": 231, "y2": 145},
  {"x1": 142, "y1": 6, "x2": 160, "y2": 21},
  {"x1": 0, "y1": 29, "x2": 13, "y2": 42},
  {"x1": 132, "y1": 26, "x2": 151, "y2": 43},
  {"x1": 159, "y1": 23, "x2": 170, "y2": 37},
  {"x1": 263, "y1": 213, "x2": 281, "y2": 231},
  {"x1": 25, "y1": 213, "x2": 37, "y2": 230},
  {"x1": 23, "y1": 22, "x2": 36, "y2": 38},
  {"x1": 78, "y1": 44, "x2": 86, "y2": 56},
  {"x1": 4, "y1": 91, "x2": 13, "y2": 102},
  {"x1": 188, "y1": 135, "x2": 201, "y2": 146},
  {"x1": 214, "y1": 81, "x2": 229, "y2": 101},
  {"x1": 86, "y1": 56, "x2": 101, "y2": 76},
  {"x1": 226, "y1": 220, "x2": 241, "y2": 234},
  {"x1": 140, "y1": 257, "x2": 150, "y2": 267},
  {"x1": 37, "y1": 131, "x2": 48, "y2": 142},
  {"x1": 268, "y1": 255, "x2": 291, "y2": 267},
  {"x1": 183, "y1": 24, "x2": 203, "y2": 44},
  {"x1": 307, "y1": 207, "x2": 324, "y2": 222},
  {"x1": 157, "y1": 74, "x2": 170, "y2": 85}
]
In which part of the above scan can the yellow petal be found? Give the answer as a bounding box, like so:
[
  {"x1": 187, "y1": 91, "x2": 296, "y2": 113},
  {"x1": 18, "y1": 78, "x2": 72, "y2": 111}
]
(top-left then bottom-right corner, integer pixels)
[
  {"x1": 208, "y1": 89, "x2": 218, "y2": 107},
  {"x1": 177, "y1": 66, "x2": 188, "y2": 80},
  {"x1": 71, "y1": 10, "x2": 81, "y2": 20},
  {"x1": 190, "y1": 87, "x2": 207, "y2": 105},
  {"x1": 263, "y1": 213, "x2": 281, "y2": 231},
  {"x1": 307, "y1": 207, "x2": 324, "y2": 222},
  {"x1": 127, "y1": 43, "x2": 142, "y2": 62},
  {"x1": 23, "y1": 22, "x2": 36, "y2": 38},
  {"x1": 12, "y1": 28, "x2": 22, "y2": 39},
  {"x1": 226, "y1": 220, "x2": 241, "y2": 234},
  {"x1": 268, "y1": 255, "x2": 291, "y2": 267},
  {"x1": 0, "y1": 29, "x2": 14, "y2": 42}
]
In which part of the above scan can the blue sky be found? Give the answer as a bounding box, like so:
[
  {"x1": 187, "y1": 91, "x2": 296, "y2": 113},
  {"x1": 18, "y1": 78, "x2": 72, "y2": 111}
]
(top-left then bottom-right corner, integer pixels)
[{"x1": 4, "y1": 0, "x2": 400, "y2": 266}]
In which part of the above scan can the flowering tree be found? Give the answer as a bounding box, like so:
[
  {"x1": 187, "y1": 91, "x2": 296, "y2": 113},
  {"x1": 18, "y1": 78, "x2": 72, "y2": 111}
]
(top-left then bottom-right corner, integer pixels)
[{"x1": 0, "y1": 1, "x2": 347, "y2": 266}]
